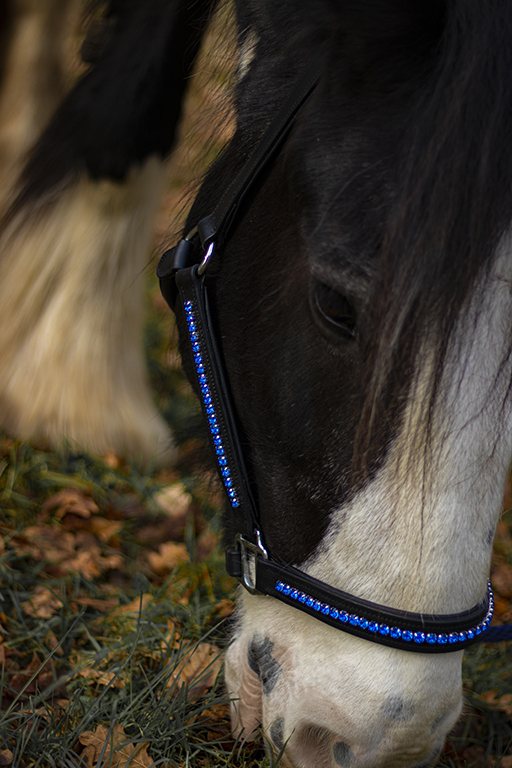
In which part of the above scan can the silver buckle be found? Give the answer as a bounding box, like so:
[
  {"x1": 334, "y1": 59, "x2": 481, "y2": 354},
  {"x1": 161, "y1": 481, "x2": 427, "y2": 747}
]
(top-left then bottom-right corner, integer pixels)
[{"x1": 236, "y1": 531, "x2": 268, "y2": 594}]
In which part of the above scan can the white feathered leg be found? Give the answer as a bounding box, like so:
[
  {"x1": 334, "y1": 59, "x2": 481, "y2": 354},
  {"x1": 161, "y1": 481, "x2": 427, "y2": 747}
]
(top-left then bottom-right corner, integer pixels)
[{"x1": 0, "y1": 155, "x2": 174, "y2": 464}]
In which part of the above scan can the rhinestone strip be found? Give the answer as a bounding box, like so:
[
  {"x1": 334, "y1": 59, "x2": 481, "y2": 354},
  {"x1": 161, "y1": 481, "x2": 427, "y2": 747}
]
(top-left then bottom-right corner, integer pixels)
[
  {"x1": 274, "y1": 580, "x2": 494, "y2": 647},
  {"x1": 184, "y1": 300, "x2": 240, "y2": 508}
]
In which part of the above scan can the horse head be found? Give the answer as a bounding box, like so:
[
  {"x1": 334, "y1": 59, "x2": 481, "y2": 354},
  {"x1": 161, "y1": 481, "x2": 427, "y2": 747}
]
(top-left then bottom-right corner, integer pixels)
[{"x1": 167, "y1": 1, "x2": 512, "y2": 765}]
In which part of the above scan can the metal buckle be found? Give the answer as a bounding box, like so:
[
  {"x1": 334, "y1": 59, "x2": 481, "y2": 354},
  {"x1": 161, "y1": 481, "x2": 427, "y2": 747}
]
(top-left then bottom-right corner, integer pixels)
[
  {"x1": 236, "y1": 531, "x2": 268, "y2": 594},
  {"x1": 198, "y1": 241, "x2": 215, "y2": 275}
]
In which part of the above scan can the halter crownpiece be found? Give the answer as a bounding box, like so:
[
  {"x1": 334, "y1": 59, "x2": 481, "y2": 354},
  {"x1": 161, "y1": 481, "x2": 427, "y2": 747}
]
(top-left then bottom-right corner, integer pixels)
[{"x1": 158, "y1": 53, "x2": 511, "y2": 652}]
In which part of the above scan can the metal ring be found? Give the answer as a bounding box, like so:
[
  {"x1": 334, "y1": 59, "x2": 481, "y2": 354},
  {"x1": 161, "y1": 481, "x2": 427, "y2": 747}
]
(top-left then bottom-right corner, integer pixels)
[{"x1": 198, "y1": 242, "x2": 215, "y2": 275}]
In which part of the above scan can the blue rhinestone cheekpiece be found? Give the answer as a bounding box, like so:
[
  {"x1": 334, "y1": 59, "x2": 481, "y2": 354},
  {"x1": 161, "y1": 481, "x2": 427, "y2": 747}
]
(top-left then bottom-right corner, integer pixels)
[
  {"x1": 274, "y1": 580, "x2": 494, "y2": 648},
  {"x1": 184, "y1": 301, "x2": 240, "y2": 508}
]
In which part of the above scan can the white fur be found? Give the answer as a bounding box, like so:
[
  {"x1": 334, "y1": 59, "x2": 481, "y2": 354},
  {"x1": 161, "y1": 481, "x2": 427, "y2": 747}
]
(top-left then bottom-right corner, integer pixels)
[
  {"x1": 226, "y1": 239, "x2": 512, "y2": 767},
  {"x1": 0, "y1": 158, "x2": 174, "y2": 464}
]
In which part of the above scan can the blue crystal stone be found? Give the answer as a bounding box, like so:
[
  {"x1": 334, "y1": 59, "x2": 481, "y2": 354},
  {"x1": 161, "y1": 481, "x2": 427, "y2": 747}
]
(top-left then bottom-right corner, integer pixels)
[
  {"x1": 290, "y1": 590, "x2": 299, "y2": 600},
  {"x1": 199, "y1": 373, "x2": 207, "y2": 383},
  {"x1": 313, "y1": 601, "x2": 322, "y2": 612},
  {"x1": 402, "y1": 631, "x2": 413, "y2": 642},
  {"x1": 276, "y1": 582, "x2": 284, "y2": 592},
  {"x1": 414, "y1": 632, "x2": 425, "y2": 644},
  {"x1": 437, "y1": 634, "x2": 448, "y2": 644},
  {"x1": 221, "y1": 467, "x2": 230, "y2": 477},
  {"x1": 330, "y1": 608, "x2": 339, "y2": 619},
  {"x1": 283, "y1": 585, "x2": 291, "y2": 596},
  {"x1": 390, "y1": 627, "x2": 402, "y2": 639},
  {"x1": 467, "y1": 629, "x2": 475, "y2": 639},
  {"x1": 475, "y1": 625, "x2": 482, "y2": 635},
  {"x1": 339, "y1": 611, "x2": 349, "y2": 623},
  {"x1": 359, "y1": 618, "x2": 369, "y2": 630},
  {"x1": 298, "y1": 593, "x2": 307, "y2": 603},
  {"x1": 368, "y1": 622, "x2": 379, "y2": 633},
  {"x1": 206, "y1": 405, "x2": 214, "y2": 415},
  {"x1": 426, "y1": 633, "x2": 437, "y2": 644},
  {"x1": 225, "y1": 477, "x2": 233, "y2": 488},
  {"x1": 379, "y1": 625, "x2": 390, "y2": 636},
  {"x1": 218, "y1": 457, "x2": 227, "y2": 468},
  {"x1": 306, "y1": 597, "x2": 314, "y2": 607},
  {"x1": 448, "y1": 633, "x2": 459, "y2": 644},
  {"x1": 458, "y1": 632, "x2": 467, "y2": 642},
  {"x1": 194, "y1": 353, "x2": 202, "y2": 363},
  {"x1": 349, "y1": 614, "x2": 359, "y2": 626},
  {"x1": 211, "y1": 426, "x2": 220, "y2": 436},
  {"x1": 321, "y1": 604, "x2": 330, "y2": 615},
  {"x1": 232, "y1": 499, "x2": 240, "y2": 508}
]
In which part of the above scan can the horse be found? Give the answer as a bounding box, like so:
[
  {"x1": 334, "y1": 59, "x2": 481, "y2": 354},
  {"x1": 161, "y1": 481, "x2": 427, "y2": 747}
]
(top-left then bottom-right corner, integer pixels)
[
  {"x1": 0, "y1": 0, "x2": 216, "y2": 463},
  {"x1": 3, "y1": 0, "x2": 512, "y2": 765},
  {"x1": 159, "y1": 0, "x2": 512, "y2": 766}
]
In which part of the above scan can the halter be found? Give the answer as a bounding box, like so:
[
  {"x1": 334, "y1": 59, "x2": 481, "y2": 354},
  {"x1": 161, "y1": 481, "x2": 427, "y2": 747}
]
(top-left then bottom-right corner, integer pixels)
[{"x1": 158, "y1": 55, "x2": 510, "y2": 652}]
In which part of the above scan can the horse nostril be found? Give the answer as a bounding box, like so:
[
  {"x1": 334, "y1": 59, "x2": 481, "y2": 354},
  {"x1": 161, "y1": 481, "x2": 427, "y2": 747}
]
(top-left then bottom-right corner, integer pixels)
[
  {"x1": 333, "y1": 741, "x2": 355, "y2": 766},
  {"x1": 291, "y1": 723, "x2": 355, "y2": 768}
]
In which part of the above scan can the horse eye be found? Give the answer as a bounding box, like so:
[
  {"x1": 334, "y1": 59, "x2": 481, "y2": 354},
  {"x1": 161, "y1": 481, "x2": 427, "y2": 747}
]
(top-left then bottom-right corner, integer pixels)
[{"x1": 311, "y1": 281, "x2": 357, "y2": 339}]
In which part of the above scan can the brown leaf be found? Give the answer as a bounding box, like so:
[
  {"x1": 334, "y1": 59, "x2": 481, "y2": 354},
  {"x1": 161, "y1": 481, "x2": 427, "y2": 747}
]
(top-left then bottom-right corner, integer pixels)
[
  {"x1": 213, "y1": 598, "x2": 235, "y2": 618},
  {"x1": 89, "y1": 517, "x2": 123, "y2": 543},
  {"x1": 480, "y1": 690, "x2": 512, "y2": 717},
  {"x1": 148, "y1": 541, "x2": 189, "y2": 574},
  {"x1": 492, "y1": 562, "x2": 512, "y2": 599},
  {"x1": 75, "y1": 595, "x2": 118, "y2": 613},
  {"x1": 167, "y1": 642, "x2": 222, "y2": 701},
  {"x1": 155, "y1": 483, "x2": 192, "y2": 518},
  {"x1": 42, "y1": 489, "x2": 99, "y2": 519},
  {"x1": 22, "y1": 586, "x2": 63, "y2": 618},
  {"x1": 9, "y1": 652, "x2": 53, "y2": 695},
  {"x1": 79, "y1": 724, "x2": 152, "y2": 768},
  {"x1": 17, "y1": 526, "x2": 75, "y2": 564},
  {"x1": 111, "y1": 594, "x2": 153, "y2": 618},
  {"x1": 77, "y1": 667, "x2": 125, "y2": 689}
]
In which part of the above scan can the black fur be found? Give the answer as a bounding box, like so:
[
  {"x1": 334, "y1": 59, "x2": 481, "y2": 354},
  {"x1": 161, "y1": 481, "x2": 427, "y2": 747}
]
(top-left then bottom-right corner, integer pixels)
[
  {"x1": 178, "y1": 0, "x2": 512, "y2": 564},
  {"x1": 10, "y1": 0, "x2": 215, "y2": 214}
]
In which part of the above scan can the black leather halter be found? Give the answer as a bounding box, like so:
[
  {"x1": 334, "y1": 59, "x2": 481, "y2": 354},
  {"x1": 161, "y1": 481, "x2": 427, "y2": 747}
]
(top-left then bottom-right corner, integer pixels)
[{"x1": 158, "y1": 56, "x2": 499, "y2": 653}]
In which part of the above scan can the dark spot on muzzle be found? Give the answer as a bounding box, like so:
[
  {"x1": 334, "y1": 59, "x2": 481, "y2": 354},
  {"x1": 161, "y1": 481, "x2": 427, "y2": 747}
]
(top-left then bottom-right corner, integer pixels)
[
  {"x1": 333, "y1": 741, "x2": 354, "y2": 766},
  {"x1": 270, "y1": 716, "x2": 285, "y2": 750},
  {"x1": 247, "y1": 635, "x2": 282, "y2": 695},
  {"x1": 381, "y1": 695, "x2": 415, "y2": 722}
]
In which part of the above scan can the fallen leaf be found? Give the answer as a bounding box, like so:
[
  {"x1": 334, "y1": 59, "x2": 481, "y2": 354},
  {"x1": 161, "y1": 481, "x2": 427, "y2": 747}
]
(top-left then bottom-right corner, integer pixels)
[
  {"x1": 148, "y1": 541, "x2": 189, "y2": 574},
  {"x1": 155, "y1": 483, "x2": 192, "y2": 518},
  {"x1": 167, "y1": 642, "x2": 222, "y2": 701},
  {"x1": 480, "y1": 690, "x2": 512, "y2": 717},
  {"x1": 492, "y1": 562, "x2": 512, "y2": 599},
  {"x1": 213, "y1": 598, "x2": 235, "y2": 618},
  {"x1": 42, "y1": 488, "x2": 99, "y2": 519},
  {"x1": 0, "y1": 750, "x2": 13, "y2": 766},
  {"x1": 74, "y1": 595, "x2": 118, "y2": 613},
  {"x1": 79, "y1": 724, "x2": 152, "y2": 768},
  {"x1": 496, "y1": 756, "x2": 512, "y2": 768},
  {"x1": 77, "y1": 667, "x2": 125, "y2": 689},
  {"x1": 89, "y1": 517, "x2": 123, "y2": 543},
  {"x1": 22, "y1": 586, "x2": 63, "y2": 618},
  {"x1": 111, "y1": 594, "x2": 153, "y2": 618}
]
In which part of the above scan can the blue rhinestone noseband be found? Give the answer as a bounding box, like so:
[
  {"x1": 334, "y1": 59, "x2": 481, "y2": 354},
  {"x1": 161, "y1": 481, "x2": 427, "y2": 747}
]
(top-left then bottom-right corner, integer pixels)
[{"x1": 157, "y1": 51, "x2": 512, "y2": 652}]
